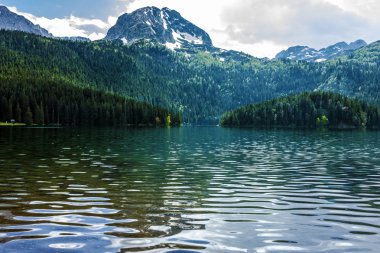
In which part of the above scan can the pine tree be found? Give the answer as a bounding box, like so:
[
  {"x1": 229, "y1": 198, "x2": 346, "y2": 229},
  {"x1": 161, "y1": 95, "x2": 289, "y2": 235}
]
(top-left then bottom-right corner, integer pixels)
[{"x1": 25, "y1": 107, "x2": 33, "y2": 125}]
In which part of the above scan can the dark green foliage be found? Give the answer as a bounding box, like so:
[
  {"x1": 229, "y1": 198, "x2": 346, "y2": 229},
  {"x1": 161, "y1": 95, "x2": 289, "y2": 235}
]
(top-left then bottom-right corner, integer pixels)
[
  {"x1": 0, "y1": 78, "x2": 180, "y2": 126},
  {"x1": 0, "y1": 30, "x2": 327, "y2": 123},
  {"x1": 1, "y1": 31, "x2": 380, "y2": 124},
  {"x1": 24, "y1": 106, "x2": 33, "y2": 126},
  {"x1": 220, "y1": 91, "x2": 380, "y2": 129},
  {"x1": 314, "y1": 42, "x2": 380, "y2": 107}
]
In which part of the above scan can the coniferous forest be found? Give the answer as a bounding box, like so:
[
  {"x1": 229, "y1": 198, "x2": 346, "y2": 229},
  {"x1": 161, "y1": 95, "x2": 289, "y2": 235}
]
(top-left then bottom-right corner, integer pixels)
[
  {"x1": 220, "y1": 91, "x2": 380, "y2": 129},
  {"x1": 0, "y1": 78, "x2": 181, "y2": 126},
  {"x1": 1, "y1": 30, "x2": 380, "y2": 124}
]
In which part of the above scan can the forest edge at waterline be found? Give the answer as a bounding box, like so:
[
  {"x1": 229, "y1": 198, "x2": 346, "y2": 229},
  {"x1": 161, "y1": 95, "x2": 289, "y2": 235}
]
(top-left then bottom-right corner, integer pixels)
[{"x1": 220, "y1": 92, "x2": 380, "y2": 130}]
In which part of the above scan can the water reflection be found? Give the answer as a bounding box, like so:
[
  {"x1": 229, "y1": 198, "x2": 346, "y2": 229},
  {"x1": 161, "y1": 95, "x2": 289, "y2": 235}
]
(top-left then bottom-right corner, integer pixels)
[{"x1": 0, "y1": 127, "x2": 380, "y2": 252}]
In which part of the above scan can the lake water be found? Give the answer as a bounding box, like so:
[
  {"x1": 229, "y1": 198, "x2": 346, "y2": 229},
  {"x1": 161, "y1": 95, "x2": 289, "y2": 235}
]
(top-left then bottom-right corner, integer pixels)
[{"x1": 0, "y1": 127, "x2": 380, "y2": 253}]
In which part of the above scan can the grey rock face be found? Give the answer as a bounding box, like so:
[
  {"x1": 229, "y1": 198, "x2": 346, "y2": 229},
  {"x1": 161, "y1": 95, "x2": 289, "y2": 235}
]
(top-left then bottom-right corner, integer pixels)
[
  {"x1": 105, "y1": 7, "x2": 212, "y2": 48},
  {"x1": 275, "y1": 40, "x2": 367, "y2": 62},
  {"x1": 0, "y1": 5, "x2": 52, "y2": 37},
  {"x1": 347, "y1": 39, "x2": 367, "y2": 50},
  {"x1": 275, "y1": 46, "x2": 321, "y2": 61}
]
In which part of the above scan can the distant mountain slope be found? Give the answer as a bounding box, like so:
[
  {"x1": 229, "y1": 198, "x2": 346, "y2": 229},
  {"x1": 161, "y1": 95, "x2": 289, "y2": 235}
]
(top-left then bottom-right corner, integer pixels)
[
  {"x1": 0, "y1": 30, "x2": 327, "y2": 123},
  {"x1": 276, "y1": 40, "x2": 367, "y2": 62},
  {"x1": 316, "y1": 40, "x2": 380, "y2": 105},
  {"x1": 0, "y1": 6, "x2": 92, "y2": 42},
  {"x1": 106, "y1": 7, "x2": 212, "y2": 48},
  {"x1": 0, "y1": 5, "x2": 51, "y2": 37},
  {"x1": 1, "y1": 31, "x2": 380, "y2": 123}
]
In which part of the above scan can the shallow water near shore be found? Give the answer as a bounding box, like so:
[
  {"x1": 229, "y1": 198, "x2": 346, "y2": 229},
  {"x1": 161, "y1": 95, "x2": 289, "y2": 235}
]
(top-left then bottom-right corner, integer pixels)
[{"x1": 0, "y1": 127, "x2": 380, "y2": 252}]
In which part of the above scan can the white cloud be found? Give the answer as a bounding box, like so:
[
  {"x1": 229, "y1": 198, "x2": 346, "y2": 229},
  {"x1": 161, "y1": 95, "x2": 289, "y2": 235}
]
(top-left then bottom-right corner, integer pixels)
[
  {"x1": 326, "y1": 0, "x2": 380, "y2": 22},
  {"x1": 8, "y1": 6, "x2": 117, "y2": 40},
  {"x1": 224, "y1": 40, "x2": 288, "y2": 59},
  {"x1": 219, "y1": 0, "x2": 375, "y2": 54}
]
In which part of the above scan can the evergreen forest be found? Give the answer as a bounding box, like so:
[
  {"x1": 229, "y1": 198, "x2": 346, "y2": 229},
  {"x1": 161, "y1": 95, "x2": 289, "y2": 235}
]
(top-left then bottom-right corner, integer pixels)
[
  {"x1": 220, "y1": 91, "x2": 380, "y2": 129},
  {"x1": 1, "y1": 30, "x2": 380, "y2": 125}
]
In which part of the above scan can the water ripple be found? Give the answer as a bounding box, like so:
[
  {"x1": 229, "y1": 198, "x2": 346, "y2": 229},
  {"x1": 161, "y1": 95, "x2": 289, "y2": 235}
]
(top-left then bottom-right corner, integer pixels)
[{"x1": 0, "y1": 127, "x2": 380, "y2": 252}]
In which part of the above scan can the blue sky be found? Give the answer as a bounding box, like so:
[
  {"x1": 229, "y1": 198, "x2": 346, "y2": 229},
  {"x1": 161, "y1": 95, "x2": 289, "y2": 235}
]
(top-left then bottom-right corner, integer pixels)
[
  {"x1": 1, "y1": 0, "x2": 380, "y2": 58},
  {"x1": 0, "y1": 0, "x2": 123, "y2": 19}
]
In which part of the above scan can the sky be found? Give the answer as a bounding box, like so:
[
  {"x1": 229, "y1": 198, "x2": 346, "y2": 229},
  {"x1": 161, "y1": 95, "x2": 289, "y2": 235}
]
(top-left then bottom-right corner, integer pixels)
[{"x1": 1, "y1": 0, "x2": 380, "y2": 58}]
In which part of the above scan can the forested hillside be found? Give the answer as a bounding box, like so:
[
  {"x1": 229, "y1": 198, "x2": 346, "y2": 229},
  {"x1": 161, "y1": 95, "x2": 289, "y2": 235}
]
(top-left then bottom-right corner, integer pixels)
[
  {"x1": 318, "y1": 41, "x2": 380, "y2": 105},
  {"x1": 0, "y1": 78, "x2": 181, "y2": 126},
  {"x1": 0, "y1": 30, "x2": 380, "y2": 124},
  {"x1": 220, "y1": 92, "x2": 380, "y2": 129}
]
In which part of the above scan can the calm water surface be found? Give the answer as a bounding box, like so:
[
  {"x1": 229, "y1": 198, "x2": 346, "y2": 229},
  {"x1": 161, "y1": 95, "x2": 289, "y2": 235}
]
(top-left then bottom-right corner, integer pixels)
[{"x1": 0, "y1": 127, "x2": 380, "y2": 253}]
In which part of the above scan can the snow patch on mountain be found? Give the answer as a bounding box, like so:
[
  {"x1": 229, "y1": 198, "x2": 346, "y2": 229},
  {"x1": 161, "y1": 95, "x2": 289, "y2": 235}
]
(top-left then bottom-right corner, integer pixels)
[
  {"x1": 275, "y1": 40, "x2": 367, "y2": 62},
  {"x1": 105, "y1": 6, "x2": 212, "y2": 51},
  {"x1": 161, "y1": 10, "x2": 168, "y2": 30},
  {"x1": 121, "y1": 37, "x2": 128, "y2": 44}
]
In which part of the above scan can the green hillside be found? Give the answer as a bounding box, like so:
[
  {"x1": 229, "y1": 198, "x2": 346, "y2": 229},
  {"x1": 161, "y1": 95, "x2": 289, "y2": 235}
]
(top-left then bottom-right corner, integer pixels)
[
  {"x1": 317, "y1": 41, "x2": 380, "y2": 105},
  {"x1": 220, "y1": 91, "x2": 380, "y2": 129},
  {"x1": 0, "y1": 78, "x2": 181, "y2": 127},
  {"x1": 0, "y1": 31, "x2": 324, "y2": 123},
  {"x1": 1, "y1": 31, "x2": 380, "y2": 124}
]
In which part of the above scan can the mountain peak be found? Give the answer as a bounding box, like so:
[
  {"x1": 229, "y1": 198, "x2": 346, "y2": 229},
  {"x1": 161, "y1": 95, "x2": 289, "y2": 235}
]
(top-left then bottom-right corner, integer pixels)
[
  {"x1": 0, "y1": 5, "x2": 51, "y2": 37},
  {"x1": 105, "y1": 6, "x2": 212, "y2": 49},
  {"x1": 0, "y1": 5, "x2": 9, "y2": 11},
  {"x1": 333, "y1": 41, "x2": 349, "y2": 47},
  {"x1": 276, "y1": 39, "x2": 367, "y2": 62},
  {"x1": 348, "y1": 39, "x2": 367, "y2": 50},
  {"x1": 275, "y1": 45, "x2": 319, "y2": 61},
  {"x1": 133, "y1": 6, "x2": 160, "y2": 14}
]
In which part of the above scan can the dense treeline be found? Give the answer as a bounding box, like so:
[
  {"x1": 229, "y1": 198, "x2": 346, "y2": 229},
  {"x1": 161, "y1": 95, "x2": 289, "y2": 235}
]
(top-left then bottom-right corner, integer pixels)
[
  {"x1": 0, "y1": 31, "x2": 327, "y2": 123},
  {"x1": 0, "y1": 31, "x2": 380, "y2": 123},
  {"x1": 318, "y1": 42, "x2": 380, "y2": 106},
  {"x1": 0, "y1": 78, "x2": 181, "y2": 126},
  {"x1": 220, "y1": 92, "x2": 380, "y2": 129}
]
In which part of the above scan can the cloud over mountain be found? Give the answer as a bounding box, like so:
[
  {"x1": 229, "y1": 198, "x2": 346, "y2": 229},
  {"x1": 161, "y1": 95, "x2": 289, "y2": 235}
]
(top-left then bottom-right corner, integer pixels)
[{"x1": 7, "y1": 6, "x2": 116, "y2": 40}]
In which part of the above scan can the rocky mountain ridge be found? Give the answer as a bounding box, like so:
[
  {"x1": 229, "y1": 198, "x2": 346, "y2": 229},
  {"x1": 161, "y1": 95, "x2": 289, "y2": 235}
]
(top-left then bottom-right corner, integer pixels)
[
  {"x1": 105, "y1": 7, "x2": 213, "y2": 49},
  {"x1": 0, "y1": 5, "x2": 51, "y2": 37},
  {"x1": 275, "y1": 40, "x2": 367, "y2": 62}
]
